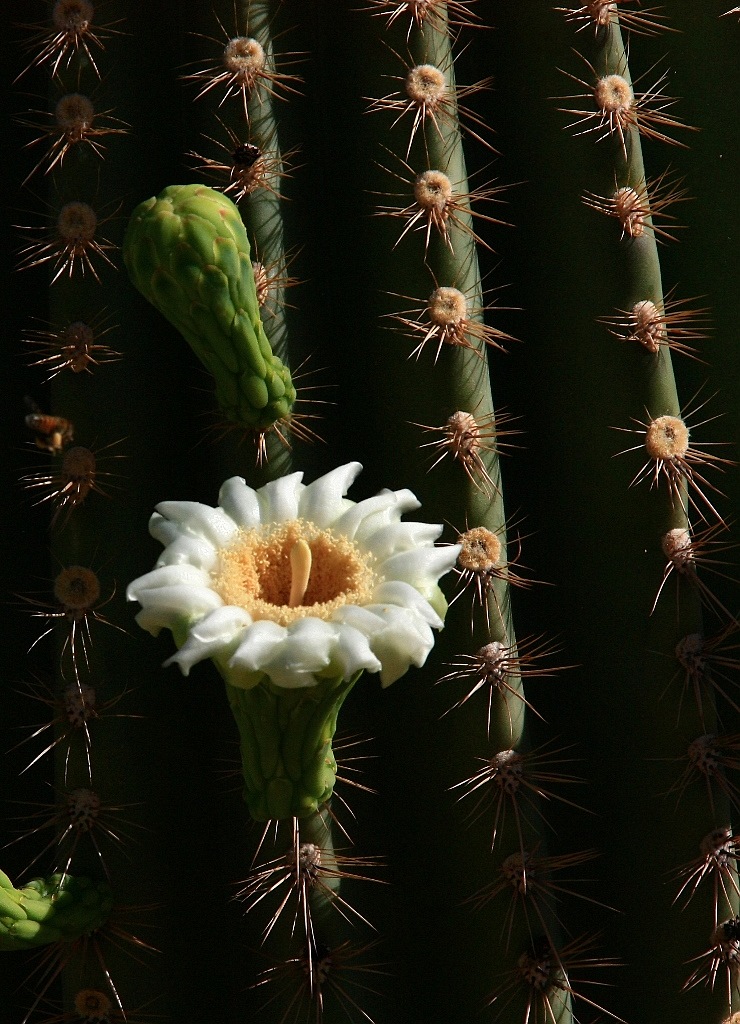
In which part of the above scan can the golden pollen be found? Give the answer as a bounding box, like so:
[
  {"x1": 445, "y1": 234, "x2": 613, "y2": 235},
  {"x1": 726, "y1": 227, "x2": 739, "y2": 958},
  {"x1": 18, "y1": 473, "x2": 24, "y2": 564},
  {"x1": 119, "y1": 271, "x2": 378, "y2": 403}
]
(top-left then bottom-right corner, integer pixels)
[
  {"x1": 458, "y1": 527, "x2": 502, "y2": 572},
  {"x1": 57, "y1": 202, "x2": 97, "y2": 244},
  {"x1": 405, "y1": 64, "x2": 446, "y2": 106},
  {"x1": 594, "y1": 74, "x2": 633, "y2": 114},
  {"x1": 223, "y1": 36, "x2": 265, "y2": 76},
  {"x1": 54, "y1": 0, "x2": 94, "y2": 32},
  {"x1": 54, "y1": 565, "x2": 101, "y2": 610},
  {"x1": 414, "y1": 169, "x2": 453, "y2": 212},
  {"x1": 55, "y1": 94, "x2": 95, "y2": 133},
  {"x1": 644, "y1": 414, "x2": 689, "y2": 460},
  {"x1": 428, "y1": 286, "x2": 467, "y2": 326},
  {"x1": 212, "y1": 520, "x2": 379, "y2": 627}
]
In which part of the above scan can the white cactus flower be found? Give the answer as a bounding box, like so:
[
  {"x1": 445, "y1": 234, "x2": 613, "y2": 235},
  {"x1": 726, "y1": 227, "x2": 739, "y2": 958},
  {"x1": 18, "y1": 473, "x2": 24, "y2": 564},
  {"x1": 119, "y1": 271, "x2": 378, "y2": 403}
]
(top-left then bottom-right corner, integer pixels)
[{"x1": 127, "y1": 462, "x2": 459, "y2": 689}]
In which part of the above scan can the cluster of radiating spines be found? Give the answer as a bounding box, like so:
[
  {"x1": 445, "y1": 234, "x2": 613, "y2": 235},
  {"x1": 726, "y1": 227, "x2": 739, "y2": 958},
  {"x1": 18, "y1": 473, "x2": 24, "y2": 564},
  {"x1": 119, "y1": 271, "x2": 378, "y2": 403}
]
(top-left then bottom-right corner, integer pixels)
[
  {"x1": 556, "y1": 40, "x2": 710, "y2": 371},
  {"x1": 366, "y1": 0, "x2": 482, "y2": 37},
  {"x1": 14, "y1": 3, "x2": 126, "y2": 312},
  {"x1": 19, "y1": 564, "x2": 126, "y2": 689},
  {"x1": 241, "y1": 812, "x2": 385, "y2": 1023},
  {"x1": 16, "y1": 3, "x2": 124, "y2": 515},
  {"x1": 555, "y1": 1, "x2": 675, "y2": 38},
  {"x1": 367, "y1": 37, "x2": 514, "y2": 363},
  {"x1": 558, "y1": 7, "x2": 740, "y2": 1014},
  {"x1": 555, "y1": 8, "x2": 739, "y2": 649},
  {"x1": 253, "y1": 937, "x2": 386, "y2": 1024}
]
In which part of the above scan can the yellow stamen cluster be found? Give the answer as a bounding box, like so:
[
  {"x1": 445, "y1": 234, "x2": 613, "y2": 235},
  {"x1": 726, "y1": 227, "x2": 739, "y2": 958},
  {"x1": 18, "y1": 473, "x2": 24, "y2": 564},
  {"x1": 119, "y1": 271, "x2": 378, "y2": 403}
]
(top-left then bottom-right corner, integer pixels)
[{"x1": 213, "y1": 520, "x2": 378, "y2": 626}]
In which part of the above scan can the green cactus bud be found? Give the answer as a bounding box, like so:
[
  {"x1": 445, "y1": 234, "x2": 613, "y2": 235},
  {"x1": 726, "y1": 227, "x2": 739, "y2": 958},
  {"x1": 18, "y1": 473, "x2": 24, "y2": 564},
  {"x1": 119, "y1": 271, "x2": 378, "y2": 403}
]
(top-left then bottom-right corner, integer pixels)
[{"x1": 123, "y1": 184, "x2": 296, "y2": 442}]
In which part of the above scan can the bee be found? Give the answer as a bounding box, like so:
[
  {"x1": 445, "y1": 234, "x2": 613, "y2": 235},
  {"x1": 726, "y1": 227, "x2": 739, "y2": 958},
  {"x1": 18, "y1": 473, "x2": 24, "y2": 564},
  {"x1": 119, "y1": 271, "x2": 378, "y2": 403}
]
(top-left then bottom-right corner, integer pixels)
[{"x1": 24, "y1": 397, "x2": 74, "y2": 455}]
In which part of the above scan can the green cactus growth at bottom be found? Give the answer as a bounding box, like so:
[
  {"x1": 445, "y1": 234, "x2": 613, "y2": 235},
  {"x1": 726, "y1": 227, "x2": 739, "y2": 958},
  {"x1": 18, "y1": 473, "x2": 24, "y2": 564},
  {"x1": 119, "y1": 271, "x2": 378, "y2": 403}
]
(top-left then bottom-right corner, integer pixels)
[{"x1": 0, "y1": 870, "x2": 112, "y2": 951}]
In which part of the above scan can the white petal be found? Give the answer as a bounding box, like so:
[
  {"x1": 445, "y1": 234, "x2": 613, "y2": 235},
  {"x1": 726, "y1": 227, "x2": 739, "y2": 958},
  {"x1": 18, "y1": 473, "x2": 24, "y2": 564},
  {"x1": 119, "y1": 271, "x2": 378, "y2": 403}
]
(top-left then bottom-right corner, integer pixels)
[
  {"x1": 127, "y1": 563, "x2": 212, "y2": 600},
  {"x1": 154, "y1": 500, "x2": 239, "y2": 548},
  {"x1": 331, "y1": 624, "x2": 382, "y2": 677},
  {"x1": 131, "y1": 463, "x2": 458, "y2": 691},
  {"x1": 149, "y1": 513, "x2": 180, "y2": 547},
  {"x1": 230, "y1": 620, "x2": 288, "y2": 672},
  {"x1": 218, "y1": 477, "x2": 262, "y2": 529},
  {"x1": 156, "y1": 534, "x2": 218, "y2": 571},
  {"x1": 298, "y1": 462, "x2": 363, "y2": 527},
  {"x1": 332, "y1": 492, "x2": 403, "y2": 541},
  {"x1": 165, "y1": 606, "x2": 252, "y2": 674},
  {"x1": 332, "y1": 604, "x2": 387, "y2": 635},
  {"x1": 380, "y1": 545, "x2": 460, "y2": 590},
  {"x1": 132, "y1": 585, "x2": 222, "y2": 634},
  {"x1": 370, "y1": 580, "x2": 444, "y2": 628},
  {"x1": 362, "y1": 520, "x2": 442, "y2": 561},
  {"x1": 256, "y1": 471, "x2": 305, "y2": 523},
  {"x1": 268, "y1": 619, "x2": 335, "y2": 672},
  {"x1": 366, "y1": 606, "x2": 435, "y2": 686}
]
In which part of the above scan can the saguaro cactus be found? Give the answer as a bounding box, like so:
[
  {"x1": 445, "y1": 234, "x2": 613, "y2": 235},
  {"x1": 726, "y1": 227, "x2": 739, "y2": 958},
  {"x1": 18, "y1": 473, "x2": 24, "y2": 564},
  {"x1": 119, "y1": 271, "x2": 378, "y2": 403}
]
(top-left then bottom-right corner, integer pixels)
[{"x1": 3, "y1": 3, "x2": 740, "y2": 1024}]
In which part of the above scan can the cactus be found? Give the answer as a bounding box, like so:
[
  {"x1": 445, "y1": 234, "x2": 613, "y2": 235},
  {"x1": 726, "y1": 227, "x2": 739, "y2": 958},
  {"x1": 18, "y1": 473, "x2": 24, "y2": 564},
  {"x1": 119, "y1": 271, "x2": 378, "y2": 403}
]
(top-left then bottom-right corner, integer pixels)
[{"x1": 3, "y1": 3, "x2": 740, "y2": 1024}]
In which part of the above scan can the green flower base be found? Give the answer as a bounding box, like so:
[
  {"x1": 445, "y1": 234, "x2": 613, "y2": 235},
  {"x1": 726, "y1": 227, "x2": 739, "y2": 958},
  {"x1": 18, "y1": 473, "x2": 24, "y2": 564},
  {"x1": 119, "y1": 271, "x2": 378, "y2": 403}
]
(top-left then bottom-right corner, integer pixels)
[{"x1": 225, "y1": 671, "x2": 362, "y2": 821}]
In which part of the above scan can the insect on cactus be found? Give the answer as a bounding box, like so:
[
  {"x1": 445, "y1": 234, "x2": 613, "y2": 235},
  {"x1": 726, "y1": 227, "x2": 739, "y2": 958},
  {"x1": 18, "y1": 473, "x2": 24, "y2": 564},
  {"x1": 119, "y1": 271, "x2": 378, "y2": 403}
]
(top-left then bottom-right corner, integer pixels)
[{"x1": 3, "y1": 3, "x2": 740, "y2": 1024}]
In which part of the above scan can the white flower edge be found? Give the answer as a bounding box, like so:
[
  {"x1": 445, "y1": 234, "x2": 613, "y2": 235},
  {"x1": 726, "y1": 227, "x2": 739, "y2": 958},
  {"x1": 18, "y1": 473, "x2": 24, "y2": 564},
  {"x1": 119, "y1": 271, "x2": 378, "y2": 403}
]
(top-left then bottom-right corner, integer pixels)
[{"x1": 127, "y1": 463, "x2": 460, "y2": 689}]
